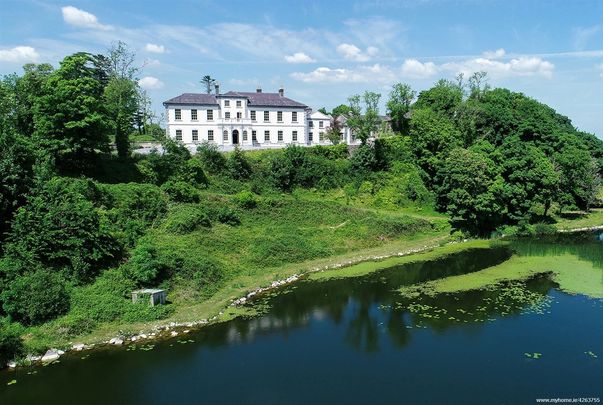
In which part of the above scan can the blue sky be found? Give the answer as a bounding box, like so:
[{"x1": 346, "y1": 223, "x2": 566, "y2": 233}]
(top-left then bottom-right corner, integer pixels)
[{"x1": 1, "y1": 0, "x2": 602, "y2": 138}]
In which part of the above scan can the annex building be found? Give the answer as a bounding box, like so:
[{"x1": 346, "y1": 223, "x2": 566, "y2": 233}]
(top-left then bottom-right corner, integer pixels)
[{"x1": 163, "y1": 84, "x2": 359, "y2": 150}]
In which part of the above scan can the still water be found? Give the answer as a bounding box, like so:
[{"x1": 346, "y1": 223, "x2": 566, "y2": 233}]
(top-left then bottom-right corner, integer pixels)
[{"x1": 2, "y1": 233, "x2": 602, "y2": 404}]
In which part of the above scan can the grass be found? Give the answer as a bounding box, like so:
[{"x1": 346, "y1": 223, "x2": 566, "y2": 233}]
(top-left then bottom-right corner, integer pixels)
[{"x1": 555, "y1": 208, "x2": 603, "y2": 230}]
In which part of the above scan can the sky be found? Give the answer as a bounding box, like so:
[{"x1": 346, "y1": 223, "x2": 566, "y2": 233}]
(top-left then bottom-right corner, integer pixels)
[{"x1": 1, "y1": 0, "x2": 602, "y2": 138}]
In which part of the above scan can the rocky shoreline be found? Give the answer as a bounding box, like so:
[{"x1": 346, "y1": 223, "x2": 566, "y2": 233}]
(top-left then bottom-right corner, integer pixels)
[{"x1": 6, "y1": 239, "x2": 451, "y2": 370}]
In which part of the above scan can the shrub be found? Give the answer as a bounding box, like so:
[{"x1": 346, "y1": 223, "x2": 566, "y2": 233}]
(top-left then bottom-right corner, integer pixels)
[
  {"x1": 533, "y1": 222, "x2": 557, "y2": 236},
  {"x1": 5, "y1": 177, "x2": 121, "y2": 283},
  {"x1": 214, "y1": 207, "x2": 241, "y2": 225},
  {"x1": 227, "y1": 147, "x2": 252, "y2": 180},
  {"x1": 0, "y1": 319, "x2": 24, "y2": 365},
  {"x1": 164, "y1": 205, "x2": 211, "y2": 234},
  {"x1": 1, "y1": 270, "x2": 70, "y2": 326},
  {"x1": 161, "y1": 180, "x2": 200, "y2": 203},
  {"x1": 196, "y1": 141, "x2": 226, "y2": 173},
  {"x1": 123, "y1": 242, "x2": 166, "y2": 286},
  {"x1": 309, "y1": 144, "x2": 349, "y2": 160},
  {"x1": 178, "y1": 158, "x2": 208, "y2": 186},
  {"x1": 350, "y1": 144, "x2": 380, "y2": 173},
  {"x1": 235, "y1": 191, "x2": 257, "y2": 209}
]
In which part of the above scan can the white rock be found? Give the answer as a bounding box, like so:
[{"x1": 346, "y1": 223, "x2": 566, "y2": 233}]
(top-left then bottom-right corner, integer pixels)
[
  {"x1": 183, "y1": 330, "x2": 189, "y2": 334},
  {"x1": 130, "y1": 336, "x2": 138, "y2": 342},
  {"x1": 41, "y1": 349, "x2": 61, "y2": 362},
  {"x1": 140, "y1": 334, "x2": 147, "y2": 339},
  {"x1": 57, "y1": 350, "x2": 65, "y2": 355},
  {"x1": 109, "y1": 338, "x2": 123, "y2": 345},
  {"x1": 170, "y1": 331, "x2": 178, "y2": 337},
  {"x1": 72, "y1": 343, "x2": 86, "y2": 351},
  {"x1": 7, "y1": 361, "x2": 17, "y2": 368}
]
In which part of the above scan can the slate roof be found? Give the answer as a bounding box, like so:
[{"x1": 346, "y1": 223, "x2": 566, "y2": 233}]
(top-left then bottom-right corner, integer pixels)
[
  {"x1": 163, "y1": 93, "x2": 218, "y2": 106},
  {"x1": 163, "y1": 91, "x2": 307, "y2": 108}
]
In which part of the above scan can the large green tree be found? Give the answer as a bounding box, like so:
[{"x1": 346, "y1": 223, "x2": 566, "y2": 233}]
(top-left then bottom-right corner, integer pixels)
[
  {"x1": 347, "y1": 91, "x2": 381, "y2": 144},
  {"x1": 34, "y1": 52, "x2": 111, "y2": 169},
  {"x1": 386, "y1": 83, "x2": 415, "y2": 135}
]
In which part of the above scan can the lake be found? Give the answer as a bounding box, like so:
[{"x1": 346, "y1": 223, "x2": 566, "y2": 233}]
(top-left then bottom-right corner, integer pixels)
[{"x1": 2, "y1": 232, "x2": 602, "y2": 404}]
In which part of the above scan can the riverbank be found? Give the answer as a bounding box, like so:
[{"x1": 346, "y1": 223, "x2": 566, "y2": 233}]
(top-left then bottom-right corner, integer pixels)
[{"x1": 8, "y1": 216, "x2": 603, "y2": 369}]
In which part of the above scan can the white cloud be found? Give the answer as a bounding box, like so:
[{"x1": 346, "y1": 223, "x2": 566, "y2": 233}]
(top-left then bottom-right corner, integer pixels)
[
  {"x1": 336, "y1": 43, "x2": 377, "y2": 62},
  {"x1": 401, "y1": 59, "x2": 437, "y2": 78},
  {"x1": 139, "y1": 76, "x2": 164, "y2": 90},
  {"x1": 284, "y1": 52, "x2": 316, "y2": 63},
  {"x1": 598, "y1": 63, "x2": 603, "y2": 77},
  {"x1": 441, "y1": 56, "x2": 554, "y2": 78},
  {"x1": 291, "y1": 64, "x2": 395, "y2": 83},
  {"x1": 61, "y1": 6, "x2": 112, "y2": 30},
  {"x1": 482, "y1": 48, "x2": 506, "y2": 59},
  {"x1": 145, "y1": 43, "x2": 165, "y2": 54},
  {"x1": 0, "y1": 46, "x2": 39, "y2": 63}
]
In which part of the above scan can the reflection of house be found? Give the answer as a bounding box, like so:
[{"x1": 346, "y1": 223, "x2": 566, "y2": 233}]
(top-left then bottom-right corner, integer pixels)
[{"x1": 164, "y1": 84, "x2": 363, "y2": 150}]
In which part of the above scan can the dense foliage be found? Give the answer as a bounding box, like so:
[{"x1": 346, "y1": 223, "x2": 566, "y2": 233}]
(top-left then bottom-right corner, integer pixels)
[{"x1": 0, "y1": 45, "x2": 601, "y2": 364}]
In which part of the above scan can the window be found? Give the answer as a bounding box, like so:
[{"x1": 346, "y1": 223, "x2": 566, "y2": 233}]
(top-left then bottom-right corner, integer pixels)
[
  {"x1": 243, "y1": 130, "x2": 248, "y2": 141},
  {"x1": 224, "y1": 100, "x2": 230, "y2": 107},
  {"x1": 191, "y1": 109, "x2": 197, "y2": 120},
  {"x1": 264, "y1": 130, "x2": 270, "y2": 142},
  {"x1": 264, "y1": 111, "x2": 269, "y2": 122},
  {"x1": 308, "y1": 132, "x2": 313, "y2": 141},
  {"x1": 277, "y1": 111, "x2": 283, "y2": 122},
  {"x1": 278, "y1": 130, "x2": 283, "y2": 142},
  {"x1": 292, "y1": 111, "x2": 297, "y2": 122},
  {"x1": 175, "y1": 129, "x2": 182, "y2": 141},
  {"x1": 236, "y1": 100, "x2": 242, "y2": 107},
  {"x1": 208, "y1": 130, "x2": 214, "y2": 141},
  {"x1": 319, "y1": 132, "x2": 324, "y2": 141},
  {"x1": 175, "y1": 109, "x2": 181, "y2": 120},
  {"x1": 192, "y1": 129, "x2": 198, "y2": 142},
  {"x1": 225, "y1": 112, "x2": 230, "y2": 119},
  {"x1": 292, "y1": 131, "x2": 298, "y2": 142},
  {"x1": 251, "y1": 110, "x2": 256, "y2": 121},
  {"x1": 252, "y1": 130, "x2": 257, "y2": 142},
  {"x1": 237, "y1": 112, "x2": 242, "y2": 119},
  {"x1": 309, "y1": 120, "x2": 313, "y2": 127},
  {"x1": 207, "y1": 110, "x2": 214, "y2": 120},
  {"x1": 319, "y1": 120, "x2": 324, "y2": 128},
  {"x1": 223, "y1": 130, "x2": 228, "y2": 141}
]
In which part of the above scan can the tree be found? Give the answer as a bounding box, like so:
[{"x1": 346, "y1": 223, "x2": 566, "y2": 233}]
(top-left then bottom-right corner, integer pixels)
[
  {"x1": 408, "y1": 107, "x2": 461, "y2": 181},
  {"x1": 200, "y1": 75, "x2": 216, "y2": 94},
  {"x1": 556, "y1": 146, "x2": 601, "y2": 211},
  {"x1": 414, "y1": 79, "x2": 463, "y2": 118},
  {"x1": 33, "y1": 52, "x2": 111, "y2": 169},
  {"x1": 104, "y1": 42, "x2": 140, "y2": 158},
  {"x1": 436, "y1": 146, "x2": 505, "y2": 235},
  {"x1": 318, "y1": 107, "x2": 329, "y2": 115},
  {"x1": 332, "y1": 104, "x2": 352, "y2": 117},
  {"x1": 325, "y1": 116, "x2": 343, "y2": 145},
  {"x1": 386, "y1": 83, "x2": 415, "y2": 134},
  {"x1": 347, "y1": 91, "x2": 381, "y2": 144}
]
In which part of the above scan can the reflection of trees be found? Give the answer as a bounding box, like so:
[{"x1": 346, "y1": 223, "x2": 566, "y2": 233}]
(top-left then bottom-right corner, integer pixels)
[
  {"x1": 188, "y1": 244, "x2": 565, "y2": 354},
  {"x1": 509, "y1": 232, "x2": 603, "y2": 267}
]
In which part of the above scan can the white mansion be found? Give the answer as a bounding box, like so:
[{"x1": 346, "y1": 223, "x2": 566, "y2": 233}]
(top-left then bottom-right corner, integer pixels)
[{"x1": 163, "y1": 85, "x2": 360, "y2": 150}]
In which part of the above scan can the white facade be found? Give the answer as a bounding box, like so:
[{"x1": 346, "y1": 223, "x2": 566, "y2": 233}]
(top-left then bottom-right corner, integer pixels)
[{"x1": 164, "y1": 88, "x2": 361, "y2": 150}]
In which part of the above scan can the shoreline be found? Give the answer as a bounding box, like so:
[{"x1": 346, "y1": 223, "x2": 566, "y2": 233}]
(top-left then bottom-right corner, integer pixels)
[{"x1": 6, "y1": 225, "x2": 603, "y2": 370}]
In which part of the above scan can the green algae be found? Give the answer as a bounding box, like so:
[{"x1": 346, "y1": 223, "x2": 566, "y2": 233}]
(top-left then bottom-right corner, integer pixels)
[
  {"x1": 399, "y1": 253, "x2": 603, "y2": 299},
  {"x1": 309, "y1": 239, "x2": 497, "y2": 281}
]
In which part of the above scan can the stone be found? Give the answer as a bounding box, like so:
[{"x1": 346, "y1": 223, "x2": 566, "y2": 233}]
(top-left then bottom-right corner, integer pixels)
[
  {"x1": 72, "y1": 343, "x2": 86, "y2": 351},
  {"x1": 41, "y1": 349, "x2": 61, "y2": 362},
  {"x1": 170, "y1": 331, "x2": 178, "y2": 337},
  {"x1": 109, "y1": 338, "x2": 124, "y2": 345},
  {"x1": 7, "y1": 361, "x2": 17, "y2": 368}
]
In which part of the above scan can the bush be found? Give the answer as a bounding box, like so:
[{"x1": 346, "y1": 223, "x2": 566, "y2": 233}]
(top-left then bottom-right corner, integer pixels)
[
  {"x1": 161, "y1": 180, "x2": 200, "y2": 203},
  {"x1": 123, "y1": 242, "x2": 166, "y2": 286},
  {"x1": 164, "y1": 205, "x2": 211, "y2": 234},
  {"x1": 308, "y1": 144, "x2": 349, "y2": 160},
  {"x1": 235, "y1": 191, "x2": 257, "y2": 209},
  {"x1": 178, "y1": 158, "x2": 208, "y2": 186},
  {"x1": 533, "y1": 222, "x2": 557, "y2": 236},
  {"x1": 1, "y1": 270, "x2": 70, "y2": 326},
  {"x1": 196, "y1": 141, "x2": 226, "y2": 173},
  {"x1": 350, "y1": 144, "x2": 380, "y2": 173},
  {"x1": 227, "y1": 147, "x2": 252, "y2": 180},
  {"x1": 214, "y1": 207, "x2": 241, "y2": 225},
  {"x1": 0, "y1": 319, "x2": 24, "y2": 365}
]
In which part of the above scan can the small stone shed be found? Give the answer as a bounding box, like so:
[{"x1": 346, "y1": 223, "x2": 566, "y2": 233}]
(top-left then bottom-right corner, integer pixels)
[{"x1": 131, "y1": 289, "x2": 167, "y2": 306}]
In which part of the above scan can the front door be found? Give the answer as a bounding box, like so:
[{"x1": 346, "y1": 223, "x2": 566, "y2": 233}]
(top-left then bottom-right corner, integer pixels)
[{"x1": 232, "y1": 130, "x2": 239, "y2": 144}]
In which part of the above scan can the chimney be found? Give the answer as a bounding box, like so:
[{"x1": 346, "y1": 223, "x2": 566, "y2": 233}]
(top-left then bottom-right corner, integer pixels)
[
  {"x1": 256, "y1": 86, "x2": 262, "y2": 93},
  {"x1": 214, "y1": 82, "x2": 220, "y2": 95},
  {"x1": 278, "y1": 86, "x2": 284, "y2": 97}
]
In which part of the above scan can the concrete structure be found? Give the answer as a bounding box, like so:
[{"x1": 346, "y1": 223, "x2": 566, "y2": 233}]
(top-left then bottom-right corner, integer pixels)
[
  {"x1": 132, "y1": 289, "x2": 167, "y2": 306},
  {"x1": 163, "y1": 85, "x2": 363, "y2": 150}
]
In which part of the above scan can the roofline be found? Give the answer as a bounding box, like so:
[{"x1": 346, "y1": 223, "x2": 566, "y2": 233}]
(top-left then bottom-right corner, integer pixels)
[{"x1": 163, "y1": 101, "x2": 219, "y2": 107}]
